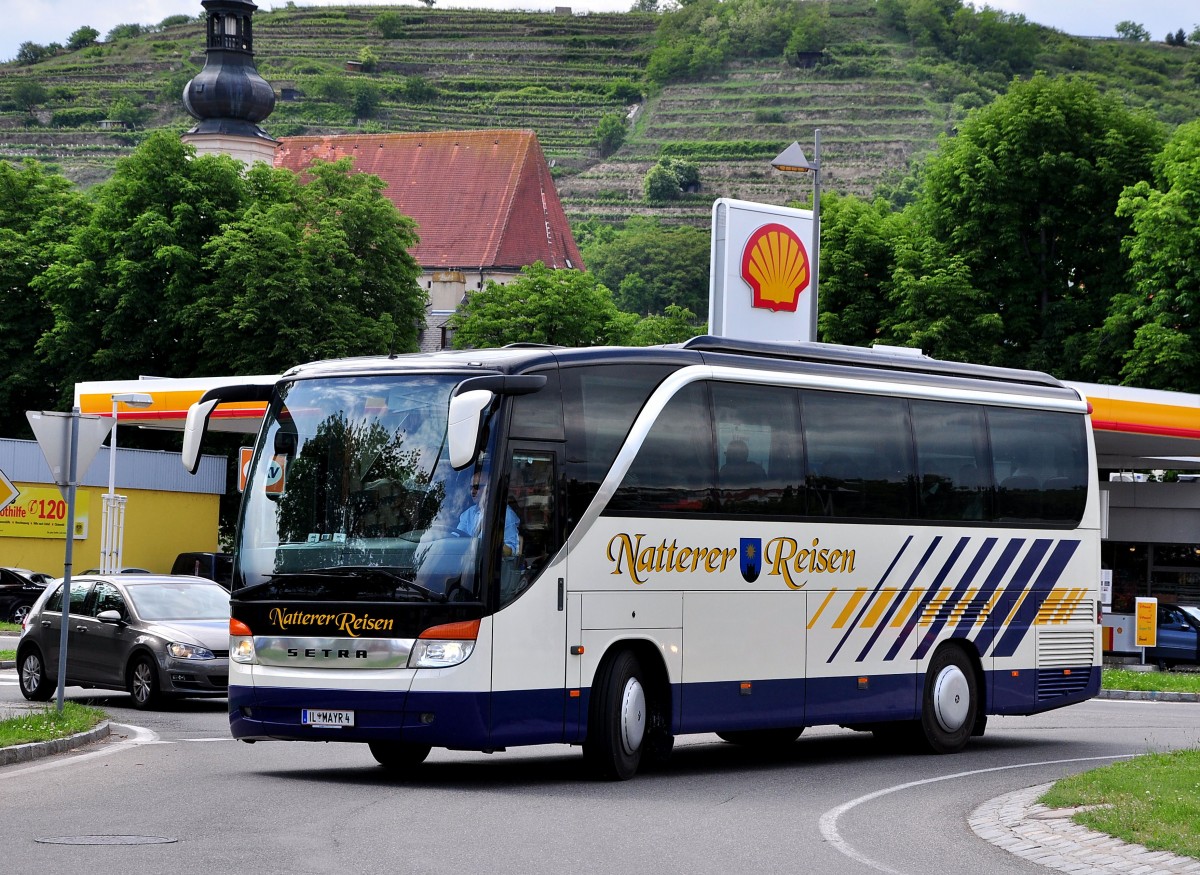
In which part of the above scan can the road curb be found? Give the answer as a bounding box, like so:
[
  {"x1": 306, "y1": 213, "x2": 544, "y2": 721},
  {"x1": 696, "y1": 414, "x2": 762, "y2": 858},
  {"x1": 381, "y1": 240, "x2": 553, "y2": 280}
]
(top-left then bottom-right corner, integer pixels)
[
  {"x1": 0, "y1": 719, "x2": 111, "y2": 767},
  {"x1": 1096, "y1": 689, "x2": 1200, "y2": 702}
]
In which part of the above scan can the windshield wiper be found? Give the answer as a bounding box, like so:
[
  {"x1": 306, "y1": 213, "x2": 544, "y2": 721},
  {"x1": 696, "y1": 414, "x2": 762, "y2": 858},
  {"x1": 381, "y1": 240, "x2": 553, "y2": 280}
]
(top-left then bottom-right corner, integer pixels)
[
  {"x1": 237, "y1": 566, "x2": 444, "y2": 602},
  {"x1": 324, "y1": 565, "x2": 446, "y2": 602}
]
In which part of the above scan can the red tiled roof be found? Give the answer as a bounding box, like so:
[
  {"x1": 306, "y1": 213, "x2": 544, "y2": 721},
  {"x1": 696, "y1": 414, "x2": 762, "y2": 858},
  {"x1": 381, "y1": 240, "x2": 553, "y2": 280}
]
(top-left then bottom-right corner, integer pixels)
[{"x1": 274, "y1": 130, "x2": 583, "y2": 273}]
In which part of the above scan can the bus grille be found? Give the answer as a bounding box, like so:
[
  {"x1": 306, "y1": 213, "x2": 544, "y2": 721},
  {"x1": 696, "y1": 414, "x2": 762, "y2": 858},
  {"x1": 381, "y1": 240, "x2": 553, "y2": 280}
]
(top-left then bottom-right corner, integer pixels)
[
  {"x1": 1037, "y1": 628, "x2": 1096, "y2": 668},
  {"x1": 1036, "y1": 626, "x2": 1097, "y2": 698},
  {"x1": 1036, "y1": 667, "x2": 1091, "y2": 700}
]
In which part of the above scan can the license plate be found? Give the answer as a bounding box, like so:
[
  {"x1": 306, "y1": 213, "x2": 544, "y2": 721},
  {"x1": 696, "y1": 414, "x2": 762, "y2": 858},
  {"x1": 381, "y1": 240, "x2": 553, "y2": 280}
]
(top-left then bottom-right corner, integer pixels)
[{"x1": 302, "y1": 709, "x2": 354, "y2": 728}]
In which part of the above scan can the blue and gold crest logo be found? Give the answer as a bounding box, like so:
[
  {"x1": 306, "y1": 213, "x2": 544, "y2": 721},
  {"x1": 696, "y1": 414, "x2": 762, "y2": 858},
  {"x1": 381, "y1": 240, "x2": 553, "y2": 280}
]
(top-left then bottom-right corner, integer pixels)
[{"x1": 740, "y1": 537, "x2": 761, "y2": 583}]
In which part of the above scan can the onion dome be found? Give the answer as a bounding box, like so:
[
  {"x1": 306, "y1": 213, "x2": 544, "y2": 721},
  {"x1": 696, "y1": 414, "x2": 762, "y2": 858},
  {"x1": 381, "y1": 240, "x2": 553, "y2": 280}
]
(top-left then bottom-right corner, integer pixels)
[{"x1": 183, "y1": 0, "x2": 275, "y2": 140}]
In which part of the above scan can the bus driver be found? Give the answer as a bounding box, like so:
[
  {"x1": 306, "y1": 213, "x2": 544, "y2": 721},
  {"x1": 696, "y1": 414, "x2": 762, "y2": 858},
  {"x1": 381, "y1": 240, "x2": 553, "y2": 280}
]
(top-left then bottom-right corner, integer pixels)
[{"x1": 459, "y1": 471, "x2": 520, "y2": 557}]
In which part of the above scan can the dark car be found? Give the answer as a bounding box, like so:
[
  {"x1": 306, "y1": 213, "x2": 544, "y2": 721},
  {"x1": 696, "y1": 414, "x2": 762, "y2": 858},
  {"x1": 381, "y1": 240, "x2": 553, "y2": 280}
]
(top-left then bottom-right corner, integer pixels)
[
  {"x1": 1146, "y1": 603, "x2": 1200, "y2": 669},
  {"x1": 0, "y1": 567, "x2": 49, "y2": 624},
  {"x1": 170, "y1": 552, "x2": 233, "y2": 588},
  {"x1": 16, "y1": 574, "x2": 230, "y2": 709}
]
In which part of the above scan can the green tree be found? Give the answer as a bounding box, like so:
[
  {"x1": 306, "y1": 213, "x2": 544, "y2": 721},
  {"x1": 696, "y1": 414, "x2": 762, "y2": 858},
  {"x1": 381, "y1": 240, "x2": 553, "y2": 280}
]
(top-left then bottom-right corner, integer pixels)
[
  {"x1": 785, "y1": 1, "x2": 831, "y2": 56},
  {"x1": 34, "y1": 132, "x2": 252, "y2": 393},
  {"x1": 1099, "y1": 121, "x2": 1200, "y2": 391},
  {"x1": 610, "y1": 304, "x2": 704, "y2": 346},
  {"x1": 917, "y1": 73, "x2": 1164, "y2": 377},
  {"x1": 1115, "y1": 20, "x2": 1150, "y2": 41},
  {"x1": 594, "y1": 112, "x2": 627, "y2": 157},
  {"x1": 11, "y1": 80, "x2": 49, "y2": 113},
  {"x1": 66, "y1": 26, "x2": 100, "y2": 52},
  {"x1": 373, "y1": 11, "x2": 406, "y2": 39},
  {"x1": 105, "y1": 23, "x2": 145, "y2": 42},
  {"x1": 580, "y1": 217, "x2": 711, "y2": 317},
  {"x1": 108, "y1": 95, "x2": 148, "y2": 125},
  {"x1": 880, "y1": 236, "x2": 1004, "y2": 362},
  {"x1": 644, "y1": 162, "x2": 681, "y2": 201},
  {"x1": 643, "y1": 156, "x2": 700, "y2": 202},
  {"x1": 15, "y1": 42, "x2": 51, "y2": 65},
  {"x1": 451, "y1": 263, "x2": 619, "y2": 348},
  {"x1": 403, "y1": 75, "x2": 437, "y2": 102},
  {"x1": 815, "y1": 193, "x2": 905, "y2": 347},
  {"x1": 357, "y1": 46, "x2": 380, "y2": 72},
  {"x1": 34, "y1": 132, "x2": 426, "y2": 397},
  {"x1": 0, "y1": 161, "x2": 89, "y2": 435},
  {"x1": 188, "y1": 159, "x2": 425, "y2": 375},
  {"x1": 351, "y1": 79, "x2": 381, "y2": 118}
]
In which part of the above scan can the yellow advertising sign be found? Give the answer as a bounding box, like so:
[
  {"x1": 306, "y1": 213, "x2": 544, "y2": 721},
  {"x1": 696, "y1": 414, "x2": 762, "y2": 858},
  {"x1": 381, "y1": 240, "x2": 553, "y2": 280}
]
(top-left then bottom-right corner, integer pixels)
[
  {"x1": 0, "y1": 485, "x2": 90, "y2": 540},
  {"x1": 1135, "y1": 597, "x2": 1158, "y2": 648}
]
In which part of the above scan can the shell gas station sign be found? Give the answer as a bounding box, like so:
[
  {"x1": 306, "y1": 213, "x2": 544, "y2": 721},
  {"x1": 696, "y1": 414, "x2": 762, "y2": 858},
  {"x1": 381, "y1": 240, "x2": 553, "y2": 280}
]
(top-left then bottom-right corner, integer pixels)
[{"x1": 709, "y1": 198, "x2": 815, "y2": 342}]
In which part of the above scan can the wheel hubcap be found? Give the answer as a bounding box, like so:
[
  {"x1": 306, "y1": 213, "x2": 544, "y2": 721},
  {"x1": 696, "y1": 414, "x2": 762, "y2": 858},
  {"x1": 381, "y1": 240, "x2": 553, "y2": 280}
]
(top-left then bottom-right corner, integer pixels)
[
  {"x1": 619, "y1": 677, "x2": 646, "y2": 756},
  {"x1": 932, "y1": 664, "x2": 970, "y2": 733},
  {"x1": 133, "y1": 665, "x2": 152, "y2": 702},
  {"x1": 21, "y1": 656, "x2": 41, "y2": 692}
]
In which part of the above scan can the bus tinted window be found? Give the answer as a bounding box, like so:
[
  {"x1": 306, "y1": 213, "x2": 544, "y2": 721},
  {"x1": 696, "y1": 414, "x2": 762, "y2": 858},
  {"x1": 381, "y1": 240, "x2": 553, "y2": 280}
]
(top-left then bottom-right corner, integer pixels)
[
  {"x1": 990, "y1": 407, "x2": 1087, "y2": 524},
  {"x1": 711, "y1": 382, "x2": 804, "y2": 516},
  {"x1": 508, "y1": 367, "x2": 564, "y2": 441},
  {"x1": 612, "y1": 382, "x2": 716, "y2": 513},
  {"x1": 562, "y1": 365, "x2": 677, "y2": 527},
  {"x1": 802, "y1": 391, "x2": 915, "y2": 519},
  {"x1": 911, "y1": 400, "x2": 992, "y2": 521}
]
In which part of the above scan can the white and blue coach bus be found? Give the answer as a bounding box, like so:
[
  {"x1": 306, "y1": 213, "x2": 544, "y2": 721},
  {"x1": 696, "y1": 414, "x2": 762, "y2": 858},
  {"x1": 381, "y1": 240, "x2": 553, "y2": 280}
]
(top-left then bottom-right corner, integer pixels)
[{"x1": 183, "y1": 337, "x2": 1100, "y2": 780}]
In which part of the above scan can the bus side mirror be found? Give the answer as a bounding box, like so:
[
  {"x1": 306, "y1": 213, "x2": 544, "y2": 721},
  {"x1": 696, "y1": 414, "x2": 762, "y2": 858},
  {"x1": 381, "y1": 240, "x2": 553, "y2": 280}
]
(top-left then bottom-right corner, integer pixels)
[
  {"x1": 182, "y1": 399, "x2": 220, "y2": 475},
  {"x1": 448, "y1": 390, "x2": 494, "y2": 470}
]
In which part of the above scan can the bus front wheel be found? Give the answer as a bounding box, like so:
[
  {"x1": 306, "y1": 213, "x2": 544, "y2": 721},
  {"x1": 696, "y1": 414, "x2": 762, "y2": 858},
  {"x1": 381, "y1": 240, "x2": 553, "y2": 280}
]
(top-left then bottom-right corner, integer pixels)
[
  {"x1": 917, "y1": 645, "x2": 978, "y2": 754},
  {"x1": 585, "y1": 650, "x2": 648, "y2": 781}
]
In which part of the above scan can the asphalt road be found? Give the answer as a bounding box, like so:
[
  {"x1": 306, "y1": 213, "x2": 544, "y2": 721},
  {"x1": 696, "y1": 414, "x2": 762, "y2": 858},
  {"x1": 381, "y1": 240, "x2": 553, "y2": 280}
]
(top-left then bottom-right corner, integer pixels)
[{"x1": 0, "y1": 673, "x2": 1196, "y2": 875}]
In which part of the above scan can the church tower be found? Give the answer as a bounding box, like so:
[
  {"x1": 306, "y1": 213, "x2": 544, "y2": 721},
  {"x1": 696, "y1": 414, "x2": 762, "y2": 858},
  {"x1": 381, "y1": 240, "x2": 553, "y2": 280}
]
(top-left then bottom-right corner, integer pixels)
[{"x1": 181, "y1": 0, "x2": 277, "y2": 164}]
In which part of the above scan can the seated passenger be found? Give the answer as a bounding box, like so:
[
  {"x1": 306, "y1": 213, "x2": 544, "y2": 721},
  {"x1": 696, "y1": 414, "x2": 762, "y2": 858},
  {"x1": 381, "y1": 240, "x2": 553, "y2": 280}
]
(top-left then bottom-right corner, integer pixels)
[{"x1": 720, "y1": 438, "x2": 767, "y2": 486}]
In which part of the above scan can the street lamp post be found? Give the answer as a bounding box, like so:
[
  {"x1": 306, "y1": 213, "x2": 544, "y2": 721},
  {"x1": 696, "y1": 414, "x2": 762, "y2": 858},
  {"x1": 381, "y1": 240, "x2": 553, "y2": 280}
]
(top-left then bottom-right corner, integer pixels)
[
  {"x1": 103, "y1": 392, "x2": 154, "y2": 573},
  {"x1": 771, "y1": 130, "x2": 821, "y2": 342}
]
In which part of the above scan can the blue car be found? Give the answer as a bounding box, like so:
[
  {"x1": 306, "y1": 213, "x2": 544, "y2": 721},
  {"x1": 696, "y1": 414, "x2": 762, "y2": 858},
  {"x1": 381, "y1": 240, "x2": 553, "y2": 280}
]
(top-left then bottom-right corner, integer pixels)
[{"x1": 1147, "y1": 604, "x2": 1200, "y2": 669}]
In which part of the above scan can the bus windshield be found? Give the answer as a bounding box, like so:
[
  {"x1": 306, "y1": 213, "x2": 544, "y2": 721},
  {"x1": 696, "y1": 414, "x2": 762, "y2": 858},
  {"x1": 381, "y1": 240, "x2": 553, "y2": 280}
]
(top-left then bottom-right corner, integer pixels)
[{"x1": 235, "y1": 374, "x2": 492, "y2": 603}]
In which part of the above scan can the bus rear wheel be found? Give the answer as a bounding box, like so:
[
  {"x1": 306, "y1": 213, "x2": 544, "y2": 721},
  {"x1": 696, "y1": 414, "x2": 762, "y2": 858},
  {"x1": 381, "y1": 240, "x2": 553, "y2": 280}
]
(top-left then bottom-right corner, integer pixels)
[
  {"x1": 585, "y1": 650, "x2": 649, "y2": 781},
  {"x1": 917, "y1": 645, "x2": 978, "y2": 754}
]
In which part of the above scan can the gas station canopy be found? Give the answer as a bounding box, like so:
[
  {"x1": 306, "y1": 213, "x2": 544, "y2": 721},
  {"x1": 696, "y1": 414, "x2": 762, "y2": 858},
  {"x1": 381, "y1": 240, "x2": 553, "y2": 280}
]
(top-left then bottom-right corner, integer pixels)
[{"x1": 75, "y1": 375, "x2": 1200, "y2": 471}]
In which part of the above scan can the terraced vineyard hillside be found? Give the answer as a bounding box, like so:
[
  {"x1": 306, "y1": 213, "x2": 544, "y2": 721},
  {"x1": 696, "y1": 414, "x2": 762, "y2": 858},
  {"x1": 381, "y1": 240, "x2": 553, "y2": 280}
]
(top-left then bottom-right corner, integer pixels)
[{"x1": 1, "y1": 3, "x2": 1196, "y2": 227}]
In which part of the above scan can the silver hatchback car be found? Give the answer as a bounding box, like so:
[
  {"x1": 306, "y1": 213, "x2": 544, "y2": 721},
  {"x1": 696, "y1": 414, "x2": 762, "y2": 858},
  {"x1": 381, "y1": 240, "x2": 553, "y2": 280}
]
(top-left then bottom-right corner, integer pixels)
[{"x1": 16, "y1": 574, "x2": 230, "y2": 709}]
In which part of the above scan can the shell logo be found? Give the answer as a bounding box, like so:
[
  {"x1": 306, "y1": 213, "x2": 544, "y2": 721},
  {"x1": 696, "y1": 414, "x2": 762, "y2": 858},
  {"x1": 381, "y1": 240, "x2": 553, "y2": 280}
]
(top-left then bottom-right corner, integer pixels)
[{"x1": 740, "y1": 223, "x2": 809, "y2": 313}]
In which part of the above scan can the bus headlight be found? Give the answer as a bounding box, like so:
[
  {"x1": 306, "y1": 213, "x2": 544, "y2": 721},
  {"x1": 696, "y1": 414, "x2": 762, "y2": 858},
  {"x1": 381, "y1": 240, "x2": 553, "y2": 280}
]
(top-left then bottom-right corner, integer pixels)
[
  {"x1": 408, "y1": 619, "x2": 480, "y2": 669},
  {"x1": 409, "y1": 639, "x2": 475, "y2": 668},
  {"x1": 230, "y1": 637, "x2": 257, "y2": 665},
  {"x1": 230, "y1": 618, "x2": 257, "y2": 665}
]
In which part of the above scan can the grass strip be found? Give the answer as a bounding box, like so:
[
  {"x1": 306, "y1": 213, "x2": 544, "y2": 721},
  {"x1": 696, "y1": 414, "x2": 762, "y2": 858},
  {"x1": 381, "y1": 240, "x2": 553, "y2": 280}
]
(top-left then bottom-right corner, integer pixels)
[
  {"x1": 0, "y1": 701, "x2": 107, "y2": 748},
  {"x1": 1041, "y1": 749, "x2": 1200, "y2": 860},
  {"x1": 1102, "y1": 668, "x2": 1200, "y2": 693}
]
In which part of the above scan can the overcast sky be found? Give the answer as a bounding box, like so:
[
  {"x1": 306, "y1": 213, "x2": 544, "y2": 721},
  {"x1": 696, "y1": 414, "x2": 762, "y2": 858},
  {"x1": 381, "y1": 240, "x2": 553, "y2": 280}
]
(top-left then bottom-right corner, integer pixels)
[{"x1": 4, "y1": 1, "x2": 1197, "y2": 65}]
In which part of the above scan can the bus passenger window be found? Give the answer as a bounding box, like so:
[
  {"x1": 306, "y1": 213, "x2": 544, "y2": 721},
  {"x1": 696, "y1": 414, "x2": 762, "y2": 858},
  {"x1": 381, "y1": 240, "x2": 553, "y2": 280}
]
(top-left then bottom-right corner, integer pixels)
[
  {"x1": 611, "y1": 383, "x2": 716, "y2": 514},
  {"x1": 911, "y1": 400, "x2": 992, "y2": 522},
  {"x1": 802, "y1": 390, "x2": 915, "y2": 519},
  {"x1": 711, "y1": 382, "x2": 803, "y2": 516}
]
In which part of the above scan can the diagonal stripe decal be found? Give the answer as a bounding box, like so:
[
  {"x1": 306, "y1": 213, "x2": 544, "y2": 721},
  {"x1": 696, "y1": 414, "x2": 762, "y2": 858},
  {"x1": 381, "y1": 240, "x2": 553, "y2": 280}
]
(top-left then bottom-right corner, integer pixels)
[
  {"x1": 970, "y1": 539, "x2": 1051, "y2": 656},
  {"x1": 991, "y1": 540, "x2": 1081, "y2": 658},
  {"x1": 949, "y1": 537, "x2": 1025, "y2": 638},
  {"x1": 825, "y1": 535, "x2": 915, "y2": 663},
  {"x1": 910, "y1": 537, "x2": 996, "y2": 661},
  {"x1": 883, "y1": 536, "x2": 970, "y2": 661}
]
